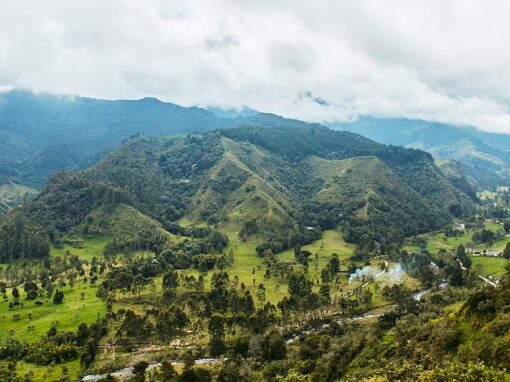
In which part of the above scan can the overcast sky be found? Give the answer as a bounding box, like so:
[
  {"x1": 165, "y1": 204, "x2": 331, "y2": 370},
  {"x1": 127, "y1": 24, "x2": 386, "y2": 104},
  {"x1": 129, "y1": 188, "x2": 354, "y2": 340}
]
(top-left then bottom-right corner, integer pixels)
[{"x1": 1, "y1": 1, "x2": 510, "y2": 133}]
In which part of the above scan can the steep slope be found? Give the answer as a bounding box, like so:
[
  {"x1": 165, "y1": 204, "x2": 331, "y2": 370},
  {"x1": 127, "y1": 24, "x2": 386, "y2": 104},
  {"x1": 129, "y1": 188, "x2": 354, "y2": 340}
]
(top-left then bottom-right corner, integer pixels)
[
  {"x1": 0, "y1": 90, "x2": 228, "y2": 188},
  {"x1": 1, "y1": 125, "x2": 476, "y2": 262},
  {"x1": 435, "y1": 159, "x2": 478, "y2": 201},
  {"x1": 190, "y1": 138, "x2": 296, "y2": 238},
  {"x1": 332, "y1": 117, "x2": 510, "y2": 189},
  {"x1": 81, "y1": 203, "x2": 173, "y2": 239},
  {"x1": 305, "y1": 156, "x2": 450, "y2": 242},
  {"x1": 222, "y1": 125, "x2": 474, "y2": 217},
  {"x1": 0, "y1": 182, "x2": 38, "y2": 214},
  {"x1": 0, "y1": 90, "x2": 319, "y2": 191}
]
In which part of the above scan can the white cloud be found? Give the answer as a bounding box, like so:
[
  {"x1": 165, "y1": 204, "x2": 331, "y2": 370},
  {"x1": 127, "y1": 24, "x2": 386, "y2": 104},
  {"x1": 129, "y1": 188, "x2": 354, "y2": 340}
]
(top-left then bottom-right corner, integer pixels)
[{"x1": 1, "y1": 0, "x2": 510, "y2": 133}]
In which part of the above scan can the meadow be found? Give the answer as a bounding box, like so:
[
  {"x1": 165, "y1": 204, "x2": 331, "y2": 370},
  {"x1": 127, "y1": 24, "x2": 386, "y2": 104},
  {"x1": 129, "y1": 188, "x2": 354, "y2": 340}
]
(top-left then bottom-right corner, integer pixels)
[{"x1": 2, "y1": 225, "x2": 425, "y2": 381}]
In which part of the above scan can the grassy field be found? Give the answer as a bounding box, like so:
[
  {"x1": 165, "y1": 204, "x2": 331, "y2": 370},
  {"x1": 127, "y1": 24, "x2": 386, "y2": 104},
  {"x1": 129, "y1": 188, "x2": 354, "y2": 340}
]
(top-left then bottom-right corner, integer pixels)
[
  {"x1": 477, "y1": 190, "x2": 497, "y2": 200},
  {"x1": 278, "y1": 229, "x2": 356, "y2": 262},
  {"x1": 177, "y1": 223, "x2": 292, "y2": 305},
  {"x1": 470, "y1": 256, "x2": 508, "y2": 277},
  {"x1": 0, "y1": 236, "x2": 109, "y2": 342},
  {"x1": 14, "y1": 359, "x2": 81, "y2": 382},
  {"x1": 403, "y1": 221, "x2": 508, "y2": 254},
  {"x1": 51, "y1": 235, "x2": 109, "y2": 261},
  {"x1": 0, "y1": 280, "x2": 106, "y2": 342},
  {"x1": 226, "y1": 227, "x2": 359, "y2": 303},
  {"x1": 3, "y1": 225, "x2": 422, "y2": 380},
  {"x1": 0, "y1": 236, "x2": 109, "y2": 380},
  {"x1": 113, "y1": 227, "x2": 360, "y2": 308}
]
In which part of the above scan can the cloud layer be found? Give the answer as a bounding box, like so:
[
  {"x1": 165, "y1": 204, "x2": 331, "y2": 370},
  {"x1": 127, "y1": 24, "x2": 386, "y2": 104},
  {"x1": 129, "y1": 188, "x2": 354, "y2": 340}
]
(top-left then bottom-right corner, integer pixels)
[{"x1": 1, "y1": 0, "x2": 510, "y2": 133}]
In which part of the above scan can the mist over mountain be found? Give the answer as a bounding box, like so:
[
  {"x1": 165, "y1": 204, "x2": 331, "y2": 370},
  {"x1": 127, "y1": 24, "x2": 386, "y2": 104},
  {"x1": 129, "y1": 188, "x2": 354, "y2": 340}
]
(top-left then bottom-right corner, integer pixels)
[
  {"x1": 0, "y1": 91, "x2": 305, "y2": 188},
  {"x1": 331, "y1": 117, "x2": 510, "y2": 189}
]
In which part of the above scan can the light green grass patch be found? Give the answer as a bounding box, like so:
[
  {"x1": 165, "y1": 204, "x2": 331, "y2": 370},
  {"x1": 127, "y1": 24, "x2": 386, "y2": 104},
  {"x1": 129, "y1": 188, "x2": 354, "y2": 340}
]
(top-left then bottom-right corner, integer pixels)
[
  {"x1": 470, "y1": 256, "x2": 508, "y2": 277},
  {"x1": 51, "y1": 236, "x2": 109, "y2": 261},
  {"x1": 15, "y1": 359, "x2": 81, "y2": 382},
  {"x1": 0, "y1": 281, "x2": 106, "y2": 342}
]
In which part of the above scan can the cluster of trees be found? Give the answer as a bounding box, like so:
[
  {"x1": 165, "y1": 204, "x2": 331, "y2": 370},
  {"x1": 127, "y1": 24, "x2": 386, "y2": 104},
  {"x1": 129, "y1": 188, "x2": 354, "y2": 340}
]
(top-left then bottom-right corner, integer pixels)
[
  {"x1": 277, "y1": 274, "x2": 322, "y2": 313},
  {"x1": 99, "y1": 235, "x2": 231, "y2": 297},
  {"x1": 0, "y1": 319, "x2": 107, "y2": 369},
  {"x1": 113, "y1": 306, "x2": 189, "y2": 347},
  {"x1": 103, "y1": 229, "x2": 168, "y2": 256},
  {"x1": 0, "y1": 210, "x2": 49, "y2": 261}
]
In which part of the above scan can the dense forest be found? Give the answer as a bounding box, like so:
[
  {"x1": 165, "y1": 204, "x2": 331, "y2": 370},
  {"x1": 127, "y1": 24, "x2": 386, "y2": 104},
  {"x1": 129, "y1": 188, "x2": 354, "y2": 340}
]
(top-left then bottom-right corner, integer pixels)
[{"x1": 0, "y1": 125, "x2": 473, "y2": 262}]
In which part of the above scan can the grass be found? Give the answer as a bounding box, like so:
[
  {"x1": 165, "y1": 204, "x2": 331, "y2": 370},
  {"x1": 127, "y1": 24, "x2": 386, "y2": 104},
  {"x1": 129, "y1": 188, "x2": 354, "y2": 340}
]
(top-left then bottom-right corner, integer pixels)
[
  {"x1": 0, "y1": 236, "x2": 108, "y2": 342},
  {"x1": 0, "y1": 182, "x2": 38, "y2": 213},
  {"x1": 51, "y1": 235, "x2": 110, "y2": 261},
  {"x1": 279, "y1": 229, "x2": 355, "y2": 262},
  {"x1": 0, "y1": 281, "x2": 106, "y2": 342},
  {"x1": 14, "y1": 359, "x2": 81, "y2": 382},
  {"x1": 214, "y1": 223, "x2": 288, "y2": 305},
  {"x1": 403, "y1": 221, "x2": 508, "y2": 254},
  {"x1": 470, "y1": 256, "x2": 508, "y2": 277},
  {"x1": 477, "y1": 190, "x2": 497, "y2": 200},
  {"x1": 114, "y1": 226, "x2": 360, "y2": 307}
]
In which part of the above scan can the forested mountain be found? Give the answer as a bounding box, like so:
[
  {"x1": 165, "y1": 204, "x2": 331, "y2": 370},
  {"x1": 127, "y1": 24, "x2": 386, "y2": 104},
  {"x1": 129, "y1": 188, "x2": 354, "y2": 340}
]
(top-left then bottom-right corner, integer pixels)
[
  {"x1": 2, "y1": 90, "x2": 508, "y2": 200},
  {"x1": 0, "y1": 125, "x2": 474, "y2": 261},
  {"x1": 331, "y1": 117, "x2": 510, "y2": 189},
  {"x1": 0, "y1": 90, "x2": 224, "y2": 188},
  {"x1": 0, "y1": 90, "x2": 308, "y2": 190}
]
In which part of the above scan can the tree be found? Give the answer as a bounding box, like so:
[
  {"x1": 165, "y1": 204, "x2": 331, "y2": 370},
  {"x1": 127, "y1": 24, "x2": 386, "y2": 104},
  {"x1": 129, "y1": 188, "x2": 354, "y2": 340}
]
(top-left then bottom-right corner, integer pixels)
[
  {"x1": 157, "y1": 360, "x2": 177, "y2": 381},
  {"x1": 503, "y1": 243, "x2": 510, "y2": 259},
  {"x1": 455, "y1": 244, "x2": 472, "y2": 269},
  {"x1": 265, "y1": 331, "x2": 286, "y2": 360},
  {"x1": 132, "y1": 274, "x2": 147, "y2": 296},
  {"x1": 11, "y1": 287, "x2": 19, "y2": 300},
  {"x1": 162, "y1": 267, "x2": 179, "y2": 290},
  {"x1": 132, "y1": 361, "x2": 148, "y2": 382},
  {"x1": 209, "y1": 336, "x2": 226, "y2": 357},
  {"x1": 53, "y1": 289, "x2": 64, "y2": 304},
  {"x1": 456, "y1": 244, "x2": 466, "y2": 258},
  {"x1": 211, "y1": 271, "x2": 230, "y2": 291},
  {"x1": 361, "y1": 290, "x2": 373, "y2": 306},
  {"x1": 208, "y1": 314, "x2": 225, "y2": 338},
  {"x1": 319, "y1": 284, "x2": 330, "y2": 305},
  {"x1": 76, "y1": 323, "x2": 90, "y2": 346},
  {"x1": 275, "y1": 370, "x2": 310, "y2": 382},
  {"x1": 329, "y1": 254, "x2": 340, "y2": 273},
  {"x1": 256, "y1": 283, "x2": 266, "y2": 302},
  {"x1": 320, "y1": 267, "x2": 331, "y2": 284}
]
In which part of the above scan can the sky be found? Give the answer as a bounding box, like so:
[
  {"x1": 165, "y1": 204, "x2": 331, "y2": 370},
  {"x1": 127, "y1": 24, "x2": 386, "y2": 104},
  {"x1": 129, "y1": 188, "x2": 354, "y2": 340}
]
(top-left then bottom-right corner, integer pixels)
[{"x1": 1, "y1": 0, "x2": 510, "y2": 133}]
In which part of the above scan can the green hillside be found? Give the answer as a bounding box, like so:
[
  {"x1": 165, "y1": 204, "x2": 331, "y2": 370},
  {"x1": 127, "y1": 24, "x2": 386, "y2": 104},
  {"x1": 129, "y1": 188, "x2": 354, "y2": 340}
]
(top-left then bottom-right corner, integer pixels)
[
  {"x1": 0, "y1": 125, "x2": 508, "y2": 382},
  {"x1": 0, "y1": 125, "x2": 475, "y2": 264},
  {"x1": 306, "y1": 156, "x2": 449, "y2": 242},
  {"x1": 334, "y1": 117, "x2": 510, "y2": 189},
  {"x1": 0, "y1": 182, "x2": 38, "y2": 214}
]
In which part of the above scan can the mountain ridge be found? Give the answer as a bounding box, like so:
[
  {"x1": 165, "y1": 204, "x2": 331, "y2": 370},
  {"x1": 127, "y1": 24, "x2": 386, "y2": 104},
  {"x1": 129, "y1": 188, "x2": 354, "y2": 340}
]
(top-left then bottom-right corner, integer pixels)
[
  {"x1": 330, "y1": 116, "x2": 510, "y2": 189},
  {"x1": 0, "y1": 125, "x2": 475, "y2": 263}
]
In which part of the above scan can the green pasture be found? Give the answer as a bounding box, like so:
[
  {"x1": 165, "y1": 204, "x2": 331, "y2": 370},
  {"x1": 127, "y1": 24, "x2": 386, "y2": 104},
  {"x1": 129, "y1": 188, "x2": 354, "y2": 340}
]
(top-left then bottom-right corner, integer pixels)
[{"x1": 0, "y1": 281, "x2": 106, "y2": 342}]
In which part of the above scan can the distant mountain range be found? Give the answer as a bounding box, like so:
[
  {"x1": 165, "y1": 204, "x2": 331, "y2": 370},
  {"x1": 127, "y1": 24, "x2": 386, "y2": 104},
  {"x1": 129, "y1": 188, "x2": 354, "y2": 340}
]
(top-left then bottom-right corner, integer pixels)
[
  {"x1": 330, "y1": 117, "x2": 510, "y2": 189},
  {"x1": 0, "y1": 90, "x2": 313, "y2": 189},
  {"x1": 0, "y1": 90, "x2": 508, "y2": 211}
]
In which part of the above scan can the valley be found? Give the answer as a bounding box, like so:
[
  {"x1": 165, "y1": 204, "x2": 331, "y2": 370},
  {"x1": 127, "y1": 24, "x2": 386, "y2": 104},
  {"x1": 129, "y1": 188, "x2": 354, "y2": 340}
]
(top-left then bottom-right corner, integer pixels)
[
  {"x1": 0, "y1": 125, "x2": 509, "y2": 381},
  {"x1": 2, "y1": 2, "x2": 510, "y2": 380}
]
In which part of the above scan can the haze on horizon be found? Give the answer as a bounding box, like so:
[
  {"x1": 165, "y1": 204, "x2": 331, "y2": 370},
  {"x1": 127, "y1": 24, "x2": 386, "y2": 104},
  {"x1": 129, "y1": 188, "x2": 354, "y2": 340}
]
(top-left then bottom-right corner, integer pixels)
[{"x1": 1, "y1": 0, "x2": 510, "y2": 134}]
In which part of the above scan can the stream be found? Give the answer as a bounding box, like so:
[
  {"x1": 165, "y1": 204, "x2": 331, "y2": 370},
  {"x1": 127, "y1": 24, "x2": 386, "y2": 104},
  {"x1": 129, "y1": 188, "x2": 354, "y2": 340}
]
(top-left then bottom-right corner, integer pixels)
[
  {"x1": 80, "y1": 358, "x2": 225, "y2": 381},
  {"x1": 81, "y1": 264, "x2": 450, "y2": 380}
]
